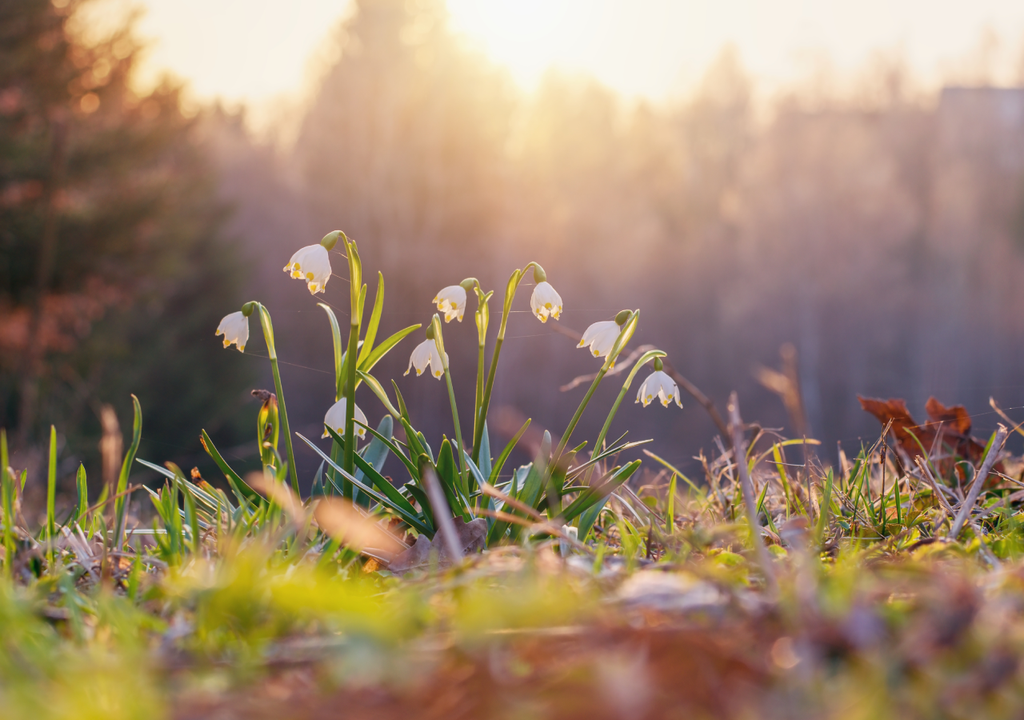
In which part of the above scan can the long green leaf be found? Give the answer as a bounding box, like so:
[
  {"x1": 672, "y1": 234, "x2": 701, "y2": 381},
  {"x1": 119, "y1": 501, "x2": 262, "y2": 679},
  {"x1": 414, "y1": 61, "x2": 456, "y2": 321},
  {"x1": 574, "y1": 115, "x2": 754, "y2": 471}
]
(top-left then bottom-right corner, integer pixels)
[
  {"x1": 325, "y1": 424, "x2": 419, "y2": 520},
  {"x1": 200, "y1": 429, "x2": 258, "y2": 505},
  {"x1": 358, "y1": 324, "x2": 421, "y2": 375},
  {"x1": 318, "y1": 303, "x2": 344, "y2": 400},
  {"x1": 487, "y1": 418, "x2": 531, "y2": 485},
  {"x1": 357, "y1": 272, "x2": 385, "y2": 366},
  {"x1": 298, "y1": 433, "x2": 431, "y2": 535},
  {"x1": 361, "y1": 421, "x2": 419, "y2": 480},
  {"x1": 574, "y1": 460, "x2": 642, "y2": 538},
  {"x1": 357, "y1": 371, "x2": 400, "y2": 418},
  {"x1": 114, "y1": 395, "x2": 143, "y2": 546},
  {"x1": 46, "y1": 425, "x2": 57, "y2": 543}
]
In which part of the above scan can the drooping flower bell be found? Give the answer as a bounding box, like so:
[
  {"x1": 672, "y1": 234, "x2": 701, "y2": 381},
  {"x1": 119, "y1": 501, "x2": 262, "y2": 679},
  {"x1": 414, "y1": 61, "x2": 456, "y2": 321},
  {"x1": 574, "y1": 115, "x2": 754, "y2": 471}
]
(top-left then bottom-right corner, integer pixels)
[
  {"x1": 636, "y1": 358, "x2": 682, "y2": 408},
  {"x1": 530, "y1": 281, "x2": 562, "y2": 323},
  {"x1": 577, "y1": 320, "x2": 621, "y2": 359},
  {"x1": 433, "y1": 284, "x2": 467, "y2": 322},
  {"x1": 216, "y1": 309, "x2": 250, "y2": 352},
  {"x1": 405, "y1": 325, "x2": 447, "y2": 379},
  {"x1": 283, "y1": 243, "x2": 332, "y2": 294},
  {"x1": 323, "y1": 398, "x2": 367, "y2": 439}
]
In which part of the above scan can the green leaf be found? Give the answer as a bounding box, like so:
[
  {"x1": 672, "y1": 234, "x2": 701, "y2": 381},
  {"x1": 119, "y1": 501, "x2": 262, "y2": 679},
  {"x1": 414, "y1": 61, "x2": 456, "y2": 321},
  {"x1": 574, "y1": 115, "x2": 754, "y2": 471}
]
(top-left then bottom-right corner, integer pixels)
[
  {"x1": 574, "y1": 460, "x2": 642, "y2": 539},
  {"x1": 478, "y1": 421, "x2": 492, "y2": 480},
  {"x1": 318, "y1": 303, "x2": 345, "y2": 400},
  {"x1": 114, "y1": 395, "x2": 143, "y2": 546},
  {"x1": 358, "y1": 324, "x2": 421, "y2": 375},
  {"x1": 357, "y1": 272, "x2": 385, "y2": 366},
  {"x1": 487, "y1": 418, "x2": 531, "y2": 485},
  {"x1": 357, "y1": 370, "x2": 400, "y2": 418},
  {"x1": 75, "y1": 463, "x2": 88, "y2": 525},
  {"x1": 299, "y1": 432, "x2": 431, "y2": 535},
  {"x1": 200, "y1": 429, "x2": 258, "y2": 506},
  {"x1": 361, "y1": 421, "x2": 419, "y2": 480}
]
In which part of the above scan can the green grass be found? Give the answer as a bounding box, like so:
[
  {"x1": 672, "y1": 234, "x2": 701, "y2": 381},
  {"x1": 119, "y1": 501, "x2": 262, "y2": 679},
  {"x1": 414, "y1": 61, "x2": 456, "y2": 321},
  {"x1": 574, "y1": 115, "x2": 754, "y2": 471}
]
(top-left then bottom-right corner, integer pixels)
[{"x1": 1, "y1": 414, "x2": 1023, "y2": 720}]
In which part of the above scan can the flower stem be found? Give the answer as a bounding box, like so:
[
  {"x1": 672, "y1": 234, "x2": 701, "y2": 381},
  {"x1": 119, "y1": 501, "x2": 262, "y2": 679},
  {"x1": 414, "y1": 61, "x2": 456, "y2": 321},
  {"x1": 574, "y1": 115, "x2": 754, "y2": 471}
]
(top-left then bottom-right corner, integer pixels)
[
  {"x1": 592, "y1": 350, "x2": 666, "y2": 460},
  {"x1": 444, "y1": 367, "x2": 470, "y2": 497},
  {"x1": 473, "y1": 335, "x2": 503, "y2": 464},
  {"x1": 257, "y1": 304, "x2": 299, "y2": 496},
  {"x1": 342, "y1": 319, "x2": 360, "y2": 484},
  {"x1": 555, "y1": 368, "x2": 607, "y2": 463}
]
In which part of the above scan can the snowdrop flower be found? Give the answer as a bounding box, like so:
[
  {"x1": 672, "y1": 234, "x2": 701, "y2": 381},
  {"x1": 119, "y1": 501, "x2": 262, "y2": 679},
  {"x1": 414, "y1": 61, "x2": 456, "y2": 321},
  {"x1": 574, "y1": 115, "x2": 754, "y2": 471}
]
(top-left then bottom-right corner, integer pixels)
[
  {"x1": 283, "y1": 244, "x2": 332, "y2": 294},
  {"x1": 323, "y1": 398, "x2": 367, "y2": 439},
  {"x1": 433, "y1": 285, "x2": 467, "y2": 322},
  {"x1": 636, "y1": 367, "x2": 682, "y2": 408},
  {"x1": 530, "y1": 281, "x2": 562, "y2": 323},
  {"x1": 405, "y1": 338, "x2": 447, "y2": 379},
  {"x1": 577, "y1": 320, "x2": 621, "y2": 360},
  {"x1": 216, "y1": 311, "x2": 249, "y2": 352}
]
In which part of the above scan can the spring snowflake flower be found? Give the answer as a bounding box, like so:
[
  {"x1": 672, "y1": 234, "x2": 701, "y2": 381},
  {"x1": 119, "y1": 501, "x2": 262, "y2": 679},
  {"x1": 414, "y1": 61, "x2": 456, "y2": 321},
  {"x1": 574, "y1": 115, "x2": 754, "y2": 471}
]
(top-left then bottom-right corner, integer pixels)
[
  {"x1": 323, "y1": 398, "x2": 367, "y2": 439},
  {"x1": 530, "y1": 281, "x2": 562, "y2": 323},
  {"x1": 432, "y1": 285, "x2": 467, "y2": 322},
  {"x1": 636, "y1": 370, "x2": 682, "y2": 408},
  {"x1": 283, "y1": 244, "x2": 332, "y2": 294},
  {"x1": 405, "y1": 339, "x2": 447, "y2": 379},
  {"x1": 215, "y1": 311, "x2": 249, "y2": 352},
  {"x1": 577, "y1": 320, "x2": 621, "y2": 359}
]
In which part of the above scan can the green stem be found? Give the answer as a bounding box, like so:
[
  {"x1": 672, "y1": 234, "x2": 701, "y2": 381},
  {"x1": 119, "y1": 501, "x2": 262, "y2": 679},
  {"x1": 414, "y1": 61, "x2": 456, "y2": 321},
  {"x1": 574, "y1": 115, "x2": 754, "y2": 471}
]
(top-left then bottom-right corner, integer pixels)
[
  {"x1": 474, "y1": 341, "x2": 485, "y2": 442},
  {"x1": 471, "y1": 265, "x2": 533, "y2": 464},
  {"x1": 473, "y1": 335, "x2": 504, "y2": 463},
  {"x1": 556, "y1": 368, "x2": 607, "y2": 463},
  {"x1": 444, "y1": 367, "x2": 470, "y2": 497},
  {"x1": 342, "y1": 320, "x2": 360, "y2": 483},
  {"x1": 258, "y1": 304, "x2": 299, "y2": 496},
  {"x1": 592, "y1": 350, "x2": 666, "y2": 460},
  {"x1": 555, "y1": 312, "x2": 638, "y2": 462}
]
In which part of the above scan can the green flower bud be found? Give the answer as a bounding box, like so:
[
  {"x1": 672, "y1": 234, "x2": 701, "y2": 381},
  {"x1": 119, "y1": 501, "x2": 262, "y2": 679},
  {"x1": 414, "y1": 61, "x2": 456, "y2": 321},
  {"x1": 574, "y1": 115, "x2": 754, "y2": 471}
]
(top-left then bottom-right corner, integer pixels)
[
  {"x1": 460, "y1": 277, "x2": 478, "y2": 290},
  {"x1": 425, "y1": 323, "x2": 435, "y2": 340},
  {"x1": 654, "y1": 357, "x2": 664, "y2": 371},
  {"x1": 241, "y1": 301, "x2": 256, "y2": 317},
  {"x1": 532, "y1": 264, "x2": 547, "y2": 283},
  {"x1": 320, "y1": 230, "x2": 345, "y2": 251},
  {"x1": 614, "y1": 310, "x2": 632, "y2": 326}
]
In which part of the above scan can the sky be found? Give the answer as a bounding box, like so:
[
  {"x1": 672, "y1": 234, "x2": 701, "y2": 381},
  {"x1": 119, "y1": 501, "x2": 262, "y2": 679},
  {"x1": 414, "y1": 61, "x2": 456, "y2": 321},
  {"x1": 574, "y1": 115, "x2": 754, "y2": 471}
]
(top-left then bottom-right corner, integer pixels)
[{"x1": 112, "y1": 0, "x2": 1024, "y2": 123}]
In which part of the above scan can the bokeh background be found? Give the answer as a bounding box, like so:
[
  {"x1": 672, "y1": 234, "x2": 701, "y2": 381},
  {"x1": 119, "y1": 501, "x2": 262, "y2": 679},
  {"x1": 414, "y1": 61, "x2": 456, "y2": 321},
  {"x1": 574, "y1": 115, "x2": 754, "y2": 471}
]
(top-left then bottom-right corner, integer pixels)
[{"x1": 5, "y1": 0, "x2": 1024, "y2": 491}]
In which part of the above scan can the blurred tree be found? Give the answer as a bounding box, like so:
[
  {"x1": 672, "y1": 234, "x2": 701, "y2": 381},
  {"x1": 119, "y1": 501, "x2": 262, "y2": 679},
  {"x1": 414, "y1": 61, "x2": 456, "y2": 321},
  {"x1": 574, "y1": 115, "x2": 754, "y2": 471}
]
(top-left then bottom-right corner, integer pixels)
[{"x1": 0, "y1": 0, "x2": 251, "y2": 470}]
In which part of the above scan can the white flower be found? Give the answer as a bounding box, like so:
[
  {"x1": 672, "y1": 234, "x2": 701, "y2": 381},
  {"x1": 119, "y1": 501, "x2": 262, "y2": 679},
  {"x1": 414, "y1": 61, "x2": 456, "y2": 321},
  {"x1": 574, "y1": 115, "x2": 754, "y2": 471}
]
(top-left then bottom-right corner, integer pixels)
[
  {"x1": 577, "y1": 320, "x2": 621, "y2": 360},
  {"x1": 432, "y1": 285, "x2": 467, "y2": 322},
  {"x1": 530, "y1": 281, "x2": 562, "y2": 323},
  {"x1": 405, "y1": 339, "x2": 447, "y2": 379},
  {"x1": 322, "y1": 398, "x2": 367, "y2": 439},
  {"x1": 283, "y1": 244, "x2": 332, "y2": 294},
  {"x1": 636, "y1": 370, "x2": 682, "y2": 408},
  {"x1": 215, "y1": 311, "x2": 249, "y2": 352}
]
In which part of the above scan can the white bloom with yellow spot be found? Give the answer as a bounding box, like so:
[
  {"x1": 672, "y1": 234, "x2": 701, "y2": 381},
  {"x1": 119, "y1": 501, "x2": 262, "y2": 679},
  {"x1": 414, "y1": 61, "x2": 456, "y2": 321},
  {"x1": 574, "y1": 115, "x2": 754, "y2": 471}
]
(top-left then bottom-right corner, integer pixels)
[
  {"x1": 216, "y1": 311, "x2": 249, "y2": 352},
  {"x1": 530, "y1": 281, "x2": 562, "y2": 323},
  {"x1": 323, "y1": 398, "x2": 367, "y2": 439},
  {"x1": 283, "y1": 244, "x2": 332, "y2": 294},
  {"x1": 405, "y1": 339, "x2": 447, "y2": 379},
  {"x1": 432, "y1": 285, "x2": 467, "y2": 322},
  {"x1": 577, "y1": 320, "x2": 621, "y2": 359},
  {"x1": 636, "y1": 370, "x2": 682, "y2": 408}
]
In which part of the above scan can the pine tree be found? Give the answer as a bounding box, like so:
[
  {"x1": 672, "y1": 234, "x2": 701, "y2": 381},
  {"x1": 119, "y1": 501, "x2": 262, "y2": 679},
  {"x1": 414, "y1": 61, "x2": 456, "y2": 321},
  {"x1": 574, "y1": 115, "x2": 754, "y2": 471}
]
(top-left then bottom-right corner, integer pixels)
[{"x1": 0, "y1": 0, "x2": 251, "y2": 467}]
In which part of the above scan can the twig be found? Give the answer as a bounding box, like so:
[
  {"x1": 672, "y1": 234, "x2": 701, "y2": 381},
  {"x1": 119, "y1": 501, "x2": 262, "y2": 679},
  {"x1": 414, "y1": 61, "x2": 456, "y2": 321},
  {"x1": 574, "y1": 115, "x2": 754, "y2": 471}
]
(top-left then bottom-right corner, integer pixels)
[
  {"x1": 549, "y1": 324, "x2": 732, "y2": 448},
  {"x1": 948, "y1": 425, "x2": 1008, "y2": 540},
  {"x1": 728, "y1": 392, "x2": 778, "y2": 596},
  {"x1": 422, "y1": 466, "x2": 464, "y2": 562}
]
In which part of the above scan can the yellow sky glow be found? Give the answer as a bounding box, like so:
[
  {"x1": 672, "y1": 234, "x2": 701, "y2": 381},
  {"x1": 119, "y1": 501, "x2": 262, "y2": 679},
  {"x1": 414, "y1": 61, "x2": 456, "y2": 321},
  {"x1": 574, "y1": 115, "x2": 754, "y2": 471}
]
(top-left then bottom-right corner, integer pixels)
[{"x1": 118, "y1": 0, "x2": 1024, "y2": 123}]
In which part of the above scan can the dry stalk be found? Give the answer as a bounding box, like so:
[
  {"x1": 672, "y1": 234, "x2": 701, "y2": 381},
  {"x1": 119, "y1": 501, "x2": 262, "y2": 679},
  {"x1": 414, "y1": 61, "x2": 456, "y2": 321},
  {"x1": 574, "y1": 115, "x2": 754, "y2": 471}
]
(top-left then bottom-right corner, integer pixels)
[
  {"x1": 948, "y1": 424, "x2": 1008, "y2": 540},
  {"x1": 728, "y1": 392, "x2": 778, "y2": 597}
]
